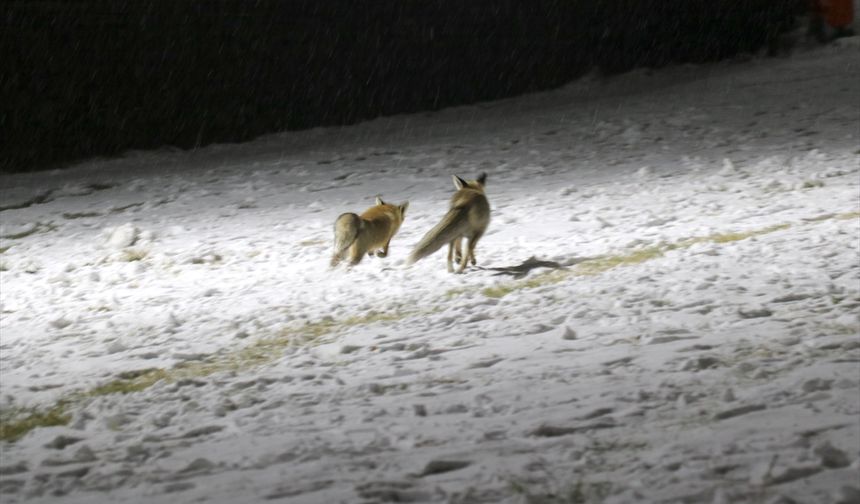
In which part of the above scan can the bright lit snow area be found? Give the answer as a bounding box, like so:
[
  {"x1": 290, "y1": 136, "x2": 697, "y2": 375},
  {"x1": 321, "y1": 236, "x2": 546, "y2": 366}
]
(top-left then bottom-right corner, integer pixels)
[{"x1": 0, "y1": 39, "x2": 858, "y2": 504}]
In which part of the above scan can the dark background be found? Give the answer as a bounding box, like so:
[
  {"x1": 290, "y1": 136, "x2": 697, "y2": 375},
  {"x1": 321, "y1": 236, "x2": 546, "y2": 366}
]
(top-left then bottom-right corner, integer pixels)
[{"x1": 1, "y1": 0, "x2": 802, "y2": 173}]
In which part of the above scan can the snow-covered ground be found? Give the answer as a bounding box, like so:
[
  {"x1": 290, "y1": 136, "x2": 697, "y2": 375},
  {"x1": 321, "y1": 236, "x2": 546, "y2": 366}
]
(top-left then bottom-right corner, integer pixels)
[{"x1": 1, "y1": 40, "x2": 859, "y2": 503}]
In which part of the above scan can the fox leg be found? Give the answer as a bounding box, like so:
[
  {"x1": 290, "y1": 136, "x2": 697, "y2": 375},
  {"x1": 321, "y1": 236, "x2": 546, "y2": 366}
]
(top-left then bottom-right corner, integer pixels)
[
  {"x1": 453, "y1": 237, "x2": 463, "y2": 264},
  {"x1": 456, "y1": 232, "x2": 483, "y2": 273},
  {"x1": 454, "y1": 237, "x2": 464, "y2": 263},
  {"x1": 348, "y1": 243, "x2": 366, "y2": 266},
  {"x1": 456, "y1": 243, "x2": 469, "y2": 273},
  {"x1": 377, "y1": 238, "x2": 391, "y2": 258},
  {"x1": 457, "y1": 238, "x2": 471, "y2": 273},
  {"x1": 447, "y1": 240, "x2": 457, "y2": 273},
  {"x1": 459, "y1": 243, "x2": 474, "y2": 266},
  {"x1": 467, "y1": 231, "x2": 483, "y2": 266}
]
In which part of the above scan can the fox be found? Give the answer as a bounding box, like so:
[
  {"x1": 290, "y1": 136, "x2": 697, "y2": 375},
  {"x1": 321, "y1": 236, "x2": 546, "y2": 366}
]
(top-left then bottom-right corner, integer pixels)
[
  {"x1": 408, "y1": 173, "x2": 490, "y2": 273},
  {"x1": 330, "y1": 196, "x2": 409, "y2": 267}
]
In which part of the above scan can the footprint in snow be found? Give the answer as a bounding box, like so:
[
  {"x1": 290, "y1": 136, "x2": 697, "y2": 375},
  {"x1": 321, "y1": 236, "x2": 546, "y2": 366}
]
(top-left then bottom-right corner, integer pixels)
[
  {"x1": 468, "y1": 357, "x2": 504, "y2": 369},
  {"x1": 355, "y1": 480, "x2": 430, "y2": 502},
  {"x1": 417, "y1": 459, "x2": 472, "y2": 477},
  {"x1": 264, "y1": 480, "x2": 334, "y2": 499}
]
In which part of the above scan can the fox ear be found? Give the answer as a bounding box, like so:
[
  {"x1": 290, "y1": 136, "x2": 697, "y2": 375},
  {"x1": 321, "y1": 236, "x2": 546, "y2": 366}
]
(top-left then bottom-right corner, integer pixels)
[
  {"x1": 375, "y1": 196, "x2": 384, "y2": 205},
  {"x1": 399, "y1": 201, "x2": 409, "y2": 216},
  {"x1": 477, "y1": 172, "x2": 487, "y2": 186},
  {"x1": 453, "y1": 175, "x2": 467, "y2": 190}
]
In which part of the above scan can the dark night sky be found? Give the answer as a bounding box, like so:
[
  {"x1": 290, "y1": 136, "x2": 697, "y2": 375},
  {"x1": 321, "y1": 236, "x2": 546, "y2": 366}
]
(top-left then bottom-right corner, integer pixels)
[{"x1": 1, "y1": 0, "x2": 802, "y2": 173}]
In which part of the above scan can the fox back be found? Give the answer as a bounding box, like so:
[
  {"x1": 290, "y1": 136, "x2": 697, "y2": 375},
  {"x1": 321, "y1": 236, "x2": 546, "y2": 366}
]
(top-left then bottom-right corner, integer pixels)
[{"x1": 356, "y1": 201, "x2": 407, "y2": 250}]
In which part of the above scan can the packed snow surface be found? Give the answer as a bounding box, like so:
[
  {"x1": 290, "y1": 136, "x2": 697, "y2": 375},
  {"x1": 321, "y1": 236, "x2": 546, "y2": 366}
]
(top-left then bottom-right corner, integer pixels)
[{"x1": 1, "y1": 41, "x2": 859, "y2": 503}]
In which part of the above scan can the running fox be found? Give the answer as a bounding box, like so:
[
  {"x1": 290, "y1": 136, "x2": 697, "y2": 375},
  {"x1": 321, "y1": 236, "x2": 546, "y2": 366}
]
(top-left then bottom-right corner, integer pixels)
[
  {"x1": 331, "y1": 196, "x2": 409, "y2": 267},
  {"x1": 409, "y1": 173, "x2": 490, "y2": 273}
]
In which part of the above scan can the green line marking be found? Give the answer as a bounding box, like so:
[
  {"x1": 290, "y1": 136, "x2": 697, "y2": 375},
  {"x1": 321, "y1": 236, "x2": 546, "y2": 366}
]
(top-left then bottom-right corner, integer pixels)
[
  {"x1": 474, "y1": 212, "x2": 858, "y2": 300},
  {"x1": 1, "y1": 211, "x2": 857, "y2": 443},
  {"x1": 475, "y1": 222, "x2": 796, "y2": 299},
  {"x1": 0, "y1": 405, "x2": 71, "y2": 443},
  {"x1": 83, "y1": 310, "x2": 419, "y2": 400}
]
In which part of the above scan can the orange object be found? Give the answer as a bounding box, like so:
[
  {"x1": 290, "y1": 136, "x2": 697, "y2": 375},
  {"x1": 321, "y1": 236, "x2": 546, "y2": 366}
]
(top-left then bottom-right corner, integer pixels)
[{"x1": 822, "y1": 0, "x2": 854, "y2": 28}]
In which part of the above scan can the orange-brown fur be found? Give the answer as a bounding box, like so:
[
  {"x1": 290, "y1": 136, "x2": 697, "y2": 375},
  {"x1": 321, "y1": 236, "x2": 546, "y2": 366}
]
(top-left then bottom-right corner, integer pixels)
[{"x1": 331, "y1": 197, "x2": 408, "y2": 267}]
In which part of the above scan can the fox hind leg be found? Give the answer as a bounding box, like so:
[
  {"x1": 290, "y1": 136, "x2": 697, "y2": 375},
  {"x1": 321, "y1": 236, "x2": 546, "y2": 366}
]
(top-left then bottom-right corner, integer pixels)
[
  {"x1": 453, "y1": 238, "x2": 463, "y2": 264},
  {"x1": 456, "y1": 244, "x2": 468, "y2": 273},
  {"x1": 452, "y1": 238, "x2": 475, "y2": 264},
  {"x1": 456, "y1": 237, "x2": 471, "y2": 273},
  {"x1": 456, "y1": 232, "x2": 483, "y2": 273},
  {"x1": 348, "y1": 243, "x2": 366, "y2": 266},
  {"x1": 376, "y1": 238, "x2": 392, "y2": 258},
  {"x1": 447, "y1": 239, "x2": 458, "y2": 273},
  {"x1": 467, "y1": 230, "x2": 483, "y2": 266}
]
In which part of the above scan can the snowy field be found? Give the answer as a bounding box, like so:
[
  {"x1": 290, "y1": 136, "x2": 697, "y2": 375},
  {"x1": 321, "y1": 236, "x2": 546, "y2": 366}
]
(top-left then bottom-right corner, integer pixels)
[{"x1": 1, "y1": 40, "x2": 859, "y2": 503}]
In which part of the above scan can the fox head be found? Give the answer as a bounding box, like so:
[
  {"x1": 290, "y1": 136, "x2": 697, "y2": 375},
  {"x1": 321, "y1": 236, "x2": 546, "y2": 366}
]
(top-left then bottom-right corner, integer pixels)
[
  {"x1": 452, "y1": 173, "x2": 487, "y2": 192},
  {"x1": 375, "y1": 196, "x2": 409, "y2": 221}
]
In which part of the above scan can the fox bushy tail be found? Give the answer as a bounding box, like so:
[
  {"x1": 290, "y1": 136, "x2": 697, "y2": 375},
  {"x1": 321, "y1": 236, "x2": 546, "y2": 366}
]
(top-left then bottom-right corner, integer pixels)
[
  {"x1": 409, "y1": 208, "x2": 469, "y2": 264},
  {"x1": 331, "y1": 213, "x2": 362, "y2": 267}
]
